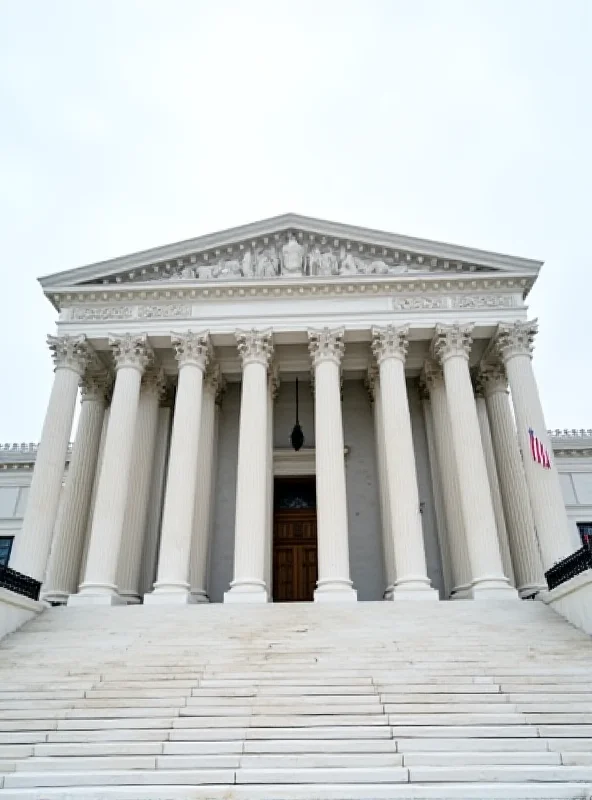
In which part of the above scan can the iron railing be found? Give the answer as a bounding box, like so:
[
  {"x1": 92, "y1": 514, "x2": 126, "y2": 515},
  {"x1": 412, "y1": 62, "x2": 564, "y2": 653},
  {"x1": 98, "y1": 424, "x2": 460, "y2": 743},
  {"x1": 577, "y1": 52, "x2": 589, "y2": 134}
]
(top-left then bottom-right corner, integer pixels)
[
  {"x1": 545, "y1": 541, "x2": 592, "y2": 591},
  {"x1": 0, "y1": 565, "x2": 41, "y2": 601}
]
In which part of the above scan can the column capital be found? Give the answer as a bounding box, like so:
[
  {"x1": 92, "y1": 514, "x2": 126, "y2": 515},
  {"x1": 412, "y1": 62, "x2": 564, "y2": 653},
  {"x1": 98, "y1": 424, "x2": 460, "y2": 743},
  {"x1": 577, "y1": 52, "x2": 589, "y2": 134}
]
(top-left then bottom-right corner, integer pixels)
[
  {"x1": 80, "y1": 372, "x2": 111, "y2": 404},
  {"x1": 494, "y1": 320, "x2": 538, "y2": 362},
  {"x1": 371, "y1": 324, "x2": 409, "y2": 365},
  {"x1": 236, "y1": 329, "x2": 274, "y2": 368},
  {"x1": 421, "y1": 358, "x2": 445, "y2": 392},
  {"x1": 431, "y1": 323, "x2": 474, "y2": 364},
  {"x1": 308, "y1": 327, "x2": 345, "y2": 367},
  {"x1": 109, "y1": 334, "x2": 153, "y2": 373},
  {"x1": 48, "y1": 334, "x2": 93, "y2": 377},
  {"x1": 142, "y1": 367, "x2": 167, "y2": 399},
  {"x1": 171, "y1": 331, "x2": 210, "y2": 371},
  {"x1": 478, "y1": 361, "x2": 509, "y2": 397}
]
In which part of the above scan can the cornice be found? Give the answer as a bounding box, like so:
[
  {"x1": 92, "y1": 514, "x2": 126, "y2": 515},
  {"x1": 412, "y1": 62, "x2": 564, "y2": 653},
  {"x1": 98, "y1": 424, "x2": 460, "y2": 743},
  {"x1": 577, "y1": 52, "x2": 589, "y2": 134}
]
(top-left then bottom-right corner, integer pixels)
[
  {"x1": 49, "y1": 272, "x2": 534, "y2": 313},
  {"x1": 39, "y1": 213, "x2": 542, "y2": 291}
]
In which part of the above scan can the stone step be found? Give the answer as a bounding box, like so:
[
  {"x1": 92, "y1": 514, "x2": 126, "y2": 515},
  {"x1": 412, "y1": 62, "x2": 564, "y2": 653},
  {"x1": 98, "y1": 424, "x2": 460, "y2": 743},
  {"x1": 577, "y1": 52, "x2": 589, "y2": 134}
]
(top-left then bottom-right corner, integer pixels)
[
  {"x1": 380, "y1": 692, "x2": 507, "y2": 702},
  {"x1": 547, "y1": 738, "x2": 592, "y2": 751},
  {"x1": 33, "y1": 743, "x2": 166, "y2": 757},
  {"x1": 388, "y1": 714, "x2": 526, "y2": 725},
  {"x1": 180, "y1": 704, "x2": 384, "y2": 715},
  {"x1": 407, "y1": 765, "x2": 592, "y2": 782},
  {"x1": 396, "y1": 738, "x2": 549, "y2": 752},
  {"x1": 4, "y1": 783, "x2": 592, "y2": 798},
  {"x1": 234, "y1": 767, "x2": 409, "y2": 784},
  {"x1": 385, "y1": 703, "x2": 517, "y2": 714},
  {"x1": 2, "y1": 769, "x2": 235, "y2": 788},
  {"x1": 402, "y1": 752, "x2": 561, "y2": 766},
  {"x1": 174, "y1": 714, "x2": 388, "y2": 727},
  {"x1": 188, "y1": 693, "x2": 380, "y2": 704},
  {"x1": 390, "y1": 725, "x2": 537, "y2": 738}
]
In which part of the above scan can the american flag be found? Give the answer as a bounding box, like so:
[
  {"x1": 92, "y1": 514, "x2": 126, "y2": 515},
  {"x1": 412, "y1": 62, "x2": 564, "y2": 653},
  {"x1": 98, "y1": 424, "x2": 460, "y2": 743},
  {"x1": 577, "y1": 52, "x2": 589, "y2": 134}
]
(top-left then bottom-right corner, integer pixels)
[{"x1": 529, "y1": 428, "x2": 551, "y2": 469}]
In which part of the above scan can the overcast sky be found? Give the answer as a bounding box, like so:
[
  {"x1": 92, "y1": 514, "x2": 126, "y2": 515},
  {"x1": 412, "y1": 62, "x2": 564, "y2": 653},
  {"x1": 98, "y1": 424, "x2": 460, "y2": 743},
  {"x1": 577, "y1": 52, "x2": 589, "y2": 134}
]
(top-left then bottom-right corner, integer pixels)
[{"x1": 1, "y1": 0, "x2": 590, "y2": 441}]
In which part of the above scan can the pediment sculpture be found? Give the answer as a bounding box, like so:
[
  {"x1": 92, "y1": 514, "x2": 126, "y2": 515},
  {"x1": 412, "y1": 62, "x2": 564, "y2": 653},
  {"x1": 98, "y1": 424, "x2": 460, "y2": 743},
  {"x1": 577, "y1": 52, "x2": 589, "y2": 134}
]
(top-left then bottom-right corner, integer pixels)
[{"x1": 164, "y1": 233, "x2": 420, "y2": 283}]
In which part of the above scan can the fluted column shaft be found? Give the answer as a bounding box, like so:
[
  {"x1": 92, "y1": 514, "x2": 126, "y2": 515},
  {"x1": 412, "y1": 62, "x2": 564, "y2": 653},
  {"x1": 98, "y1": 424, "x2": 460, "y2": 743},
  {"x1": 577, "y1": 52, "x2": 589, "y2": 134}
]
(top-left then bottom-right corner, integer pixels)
[
  {"x1": 189, "y1": 368, "x2": 221, "y2": 601},
  {"x1": 481, "y1": 362, "x2": 546, "y2": 594},
  {"x1": 432, "y1": 324, "x2": 516, "y2": 599},
  {"x1": 372, "y1": 326, "x2": 436, "y2": 600},
  {"x1": 368, "y1": 370, "x2": 395, "y2": 598},
  {"x1": 11, "y1": 336, "x2": 91, "y2": 582},
  {"x1": 42, "y1": 376, "x2": 108, "y2": 603},
  {"x1": 117, "y1": 370, "x2": 164, "y2": 603},
  {"x1": 421, "y1": 392, "x2": 452, "y2": 599},
  {"x1": 475, "y1": 393, "x2": 515, "y2": 586},
  {"x1": 71, "y1": 335, "x2": 152, "y2": 605},
  {"x1": 146, "y1": 332, "x2": 209, "y2": 604},
  {"x1": 308, "y1": 328, "x2": 356, "y2": 602},
  {"x1": 224, "y1": 330, "x2": 273, "y2": 603},
  {"x1": 495, "y1": 321, "x2": 574, "y2": 569},
  {"x1": 423, "y1": 361, "x2": 472, "y2": 597},
  {"x1": 263, "y1": 372, "x2": 277, "y2": 598}
]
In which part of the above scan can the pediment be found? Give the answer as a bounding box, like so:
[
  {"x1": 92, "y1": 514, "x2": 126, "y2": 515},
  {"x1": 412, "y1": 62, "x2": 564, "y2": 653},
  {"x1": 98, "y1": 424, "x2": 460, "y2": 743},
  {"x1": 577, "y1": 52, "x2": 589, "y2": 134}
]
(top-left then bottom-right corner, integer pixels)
[{"x1": 39, "y1": 213, "x2": 542, "y2": 291}]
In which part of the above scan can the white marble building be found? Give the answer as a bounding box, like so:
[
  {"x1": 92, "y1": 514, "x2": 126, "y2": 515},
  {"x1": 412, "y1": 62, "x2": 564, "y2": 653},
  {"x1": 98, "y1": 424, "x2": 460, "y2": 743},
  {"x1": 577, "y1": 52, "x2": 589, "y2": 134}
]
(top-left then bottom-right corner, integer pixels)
[{"x1": 4, "y1": 214, "x2": 590, "y2": 608}]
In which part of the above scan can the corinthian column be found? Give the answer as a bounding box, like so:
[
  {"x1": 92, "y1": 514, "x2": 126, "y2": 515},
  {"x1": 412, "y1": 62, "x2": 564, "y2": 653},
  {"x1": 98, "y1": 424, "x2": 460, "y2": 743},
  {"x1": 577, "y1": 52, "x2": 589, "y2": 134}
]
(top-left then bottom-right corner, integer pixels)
[
  {"x1": 308, "y1": 328, "x2": 356, "y2": 602},
  {"x1": 117, "y1": 368, "x2": 166, "y2": 603},
  {"x1": 42, "y1": 373, "x2": 109, "y2": 603},
  {"x1": 422, "y1": 360, "x2": 472, "y2": 597},
  {"x1": 420, "y1": 383, "x2": 452, "y2": 599},
  {"x1": 70, "y1": 334, "x2": 152, "y2": 605},
  {"x1": 366, "y1": 368, "x2": 395, "y2": 599},
  {"x1": 224, "y1": 330, "x2": 273, "y2": 603},
  {"x1": 11, "y1": 335, "x2": 91, "y2": 583},
  {"x1": 480, "y1": 361, "x2": 545, "y2": 596},
  {"x1": 372, "y1": 326, "x2": 437, "y2": 600},
  {"x1": 474, "y1": 379, "x2": 515, "y2": 587},
  {"x1": 264, "y1": 367, "x2": 279, "y2": 598},
  {"x1": 189, "y1": 365, "x2": 223, "y2": 602},
  {"x1": 146, "y1": 332, "x2": 210, "y2": 604},
  {"x1": 494, "y1": 320, "x2": 573, "y2": 570},
  {"x1": 431, "y1": 324, "x2": 517, "y2": 599}
]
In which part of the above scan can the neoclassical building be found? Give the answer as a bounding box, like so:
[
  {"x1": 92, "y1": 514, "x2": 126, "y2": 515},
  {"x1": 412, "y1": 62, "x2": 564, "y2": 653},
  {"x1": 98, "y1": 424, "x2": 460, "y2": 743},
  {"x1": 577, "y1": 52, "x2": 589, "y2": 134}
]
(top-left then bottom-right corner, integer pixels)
[{"x1": 6, "y1": 214, "x2": 585, "y2": 607}]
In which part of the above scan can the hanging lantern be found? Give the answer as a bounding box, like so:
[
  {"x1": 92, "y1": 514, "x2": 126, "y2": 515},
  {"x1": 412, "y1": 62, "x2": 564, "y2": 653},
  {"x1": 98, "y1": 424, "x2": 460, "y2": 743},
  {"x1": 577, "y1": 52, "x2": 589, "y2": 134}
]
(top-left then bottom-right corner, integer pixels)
[{"x1": 290, "y1": 377, "x2": 305, "y2": 451}]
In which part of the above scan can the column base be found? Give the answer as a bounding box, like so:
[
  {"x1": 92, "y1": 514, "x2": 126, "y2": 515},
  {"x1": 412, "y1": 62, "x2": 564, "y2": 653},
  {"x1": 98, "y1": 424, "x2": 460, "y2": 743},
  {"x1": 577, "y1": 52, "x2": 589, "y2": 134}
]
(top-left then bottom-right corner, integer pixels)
[
  {"x1": 190, "y1": 589, "x2": 210, "y2": 603},
  {"x1": 224, "y1": 579, "x2": 268, "y2": 604},
  {"x1": 119, "y1": 591, "x2": 142, "y2": 605},
  {"x1": 68, "y1": 585, "x2": 126, "y2": 607},
  {"x1": 224, "y1": 589, "x2": 268, "y2": 604},
  {"x1": 518, "y1": 583, "x2": 546, "y2": 599},
  {"x1": 144, "y1": 584, "x2": 197, "y2": 605},
  {"x1": 470, "y1": 576, "x2": 519, "y2": 600},
  {"x1": 383, "y1": 585, "x2": 395, "y2": 601},
  {"x1": 40, "y1": 590, "x2": 70, "y2": 605},
  {"x1": 450, "y1": 584, "x2": 473, "y2": 600},
  {"x1": 314, "y1": 579, "x2": 357, "y2": 603},
  {"x1": 389, "y1": 583, "x2": 439, "y2": 601}
]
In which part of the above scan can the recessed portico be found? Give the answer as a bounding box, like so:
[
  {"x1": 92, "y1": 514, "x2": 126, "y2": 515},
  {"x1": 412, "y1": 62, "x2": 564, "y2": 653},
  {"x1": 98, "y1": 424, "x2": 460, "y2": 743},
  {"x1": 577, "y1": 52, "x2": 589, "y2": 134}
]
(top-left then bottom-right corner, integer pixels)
[{"x1": 9, "y1": 214, "x2": 576, "y2": 607}]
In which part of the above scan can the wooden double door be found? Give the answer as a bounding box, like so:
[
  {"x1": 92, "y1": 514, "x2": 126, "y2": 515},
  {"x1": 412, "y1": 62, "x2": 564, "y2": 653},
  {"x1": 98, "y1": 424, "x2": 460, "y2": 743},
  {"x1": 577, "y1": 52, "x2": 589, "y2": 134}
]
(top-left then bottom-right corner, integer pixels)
[{"x1": 272, "y1": 478, "x2": 318, "y2": 602}]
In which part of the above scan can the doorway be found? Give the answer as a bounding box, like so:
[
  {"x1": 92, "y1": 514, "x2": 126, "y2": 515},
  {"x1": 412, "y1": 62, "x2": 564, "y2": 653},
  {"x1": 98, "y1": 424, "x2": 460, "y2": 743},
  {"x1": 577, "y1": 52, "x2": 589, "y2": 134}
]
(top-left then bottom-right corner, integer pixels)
[{"x1": 272, "y1": 477, "x2": 318, "y2": 602}]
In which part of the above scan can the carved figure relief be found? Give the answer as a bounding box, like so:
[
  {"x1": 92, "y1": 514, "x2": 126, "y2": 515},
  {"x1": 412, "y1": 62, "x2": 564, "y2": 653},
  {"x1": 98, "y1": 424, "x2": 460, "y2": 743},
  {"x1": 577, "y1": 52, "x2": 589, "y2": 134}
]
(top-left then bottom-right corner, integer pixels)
[{"x1": 157, "y1": 232, "x2": 437, "y2": 283}]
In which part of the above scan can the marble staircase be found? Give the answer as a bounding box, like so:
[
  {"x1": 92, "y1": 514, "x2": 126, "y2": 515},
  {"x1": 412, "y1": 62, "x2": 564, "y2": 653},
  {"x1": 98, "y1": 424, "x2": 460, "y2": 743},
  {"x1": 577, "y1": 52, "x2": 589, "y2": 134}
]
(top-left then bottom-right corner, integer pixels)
[{"x1": 0, "y1": 600, "x2": 591, "y2": 798}]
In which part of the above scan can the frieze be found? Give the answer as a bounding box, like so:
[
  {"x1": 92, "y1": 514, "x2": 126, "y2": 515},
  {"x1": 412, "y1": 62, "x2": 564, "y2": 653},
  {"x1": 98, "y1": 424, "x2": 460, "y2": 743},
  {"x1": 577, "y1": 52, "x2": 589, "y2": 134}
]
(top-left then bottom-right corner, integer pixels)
[
  {"x1": 392, "y1": 297, "x2": 447, "y2": 310},
  {"x1": 71, "y1": 306, "x2": 133, "y2": 321},
  {"x1": 137, "y1": 305, "x2": 191, "y2": 319},
  {"x1": 452, "y1": 295, "x2": 514, "y2": 309}
]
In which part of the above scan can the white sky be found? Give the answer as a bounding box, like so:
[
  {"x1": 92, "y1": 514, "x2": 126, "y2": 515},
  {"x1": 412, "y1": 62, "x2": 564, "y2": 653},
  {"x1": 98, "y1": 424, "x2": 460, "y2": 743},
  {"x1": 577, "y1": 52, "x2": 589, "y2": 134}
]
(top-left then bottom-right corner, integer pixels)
[{"x1": 1, "y1": 0, "x2": 590, "y2": 441}]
